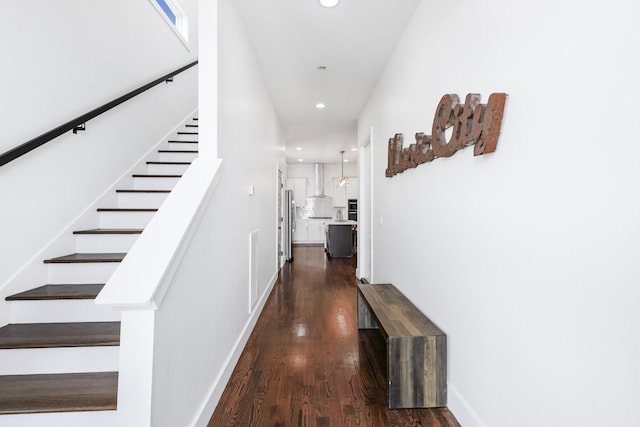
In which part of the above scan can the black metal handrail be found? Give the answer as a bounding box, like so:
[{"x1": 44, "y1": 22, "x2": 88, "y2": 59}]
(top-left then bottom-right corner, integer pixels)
[{"x1": 0, "y1": 60, "x2": 198, "y2": 168}]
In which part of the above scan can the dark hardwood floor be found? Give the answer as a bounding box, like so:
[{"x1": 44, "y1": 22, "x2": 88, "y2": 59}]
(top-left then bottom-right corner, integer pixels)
[{"x1": 209, "y1": 246, "x2": 460, "y2": 427}]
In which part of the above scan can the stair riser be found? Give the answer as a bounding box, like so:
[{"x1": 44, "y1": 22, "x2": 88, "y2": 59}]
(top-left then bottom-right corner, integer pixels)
[
  {"x1": 172, "y1": 133, "x2": 198, "y2": 141},
  {"x1": 8, "y1": 300, "x2": 120, "y2": 324},
  {"x1": 167, "y1": 142, "x2": 198, "y2": 150},
  {"x1": 132, "y1": 176, "x2": 180, "y2": 190},
  {"x1": 158, "y1": 151, "x2": 198, "y2": 162},
  {"x1": 75, "y1": 234, "x2": 139, "y2": 253},
  {"x1": 117, "y1": 192, "x2": 170, "y2": 209},
  {"x1": 0, "y1": 410, "x2": 116, "y2": 427},
  {"x1": 0, "y1": 347, "x2": 118, "y2": 375},
  {"x1": 47, "y1": 263, "x2": 120, "y2": 284},
  {"x1": 146, "y1": 163, "x2": 191, "y2": 175},
  {"x1": 98, "y1": 211, "x2": 155, "y2": 228}
]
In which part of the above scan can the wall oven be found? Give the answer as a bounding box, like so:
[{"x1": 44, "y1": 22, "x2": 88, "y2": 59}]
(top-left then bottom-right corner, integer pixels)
[{"x1": 348, "y1": 199, "x2": 357, "y2": 221}]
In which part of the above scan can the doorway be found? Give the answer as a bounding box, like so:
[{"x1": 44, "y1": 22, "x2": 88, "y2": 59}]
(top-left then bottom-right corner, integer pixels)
[
  {"x1": 277, "y1": 168, "x2": 283, "y2": 268},
  {"x1": 358, "y1": 129, "x2": 373, "y2": 282}
]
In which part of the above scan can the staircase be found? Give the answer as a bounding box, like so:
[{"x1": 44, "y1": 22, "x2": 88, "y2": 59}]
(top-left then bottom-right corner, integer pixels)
[{"x1": 0, "y1": 119, "x2": 198, "y2": 425}]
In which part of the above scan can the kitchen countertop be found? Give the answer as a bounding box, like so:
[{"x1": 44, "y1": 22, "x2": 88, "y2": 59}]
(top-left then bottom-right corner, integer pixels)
[{"x1": 326, "y1": 220, "x2": 357, "y2": 226}]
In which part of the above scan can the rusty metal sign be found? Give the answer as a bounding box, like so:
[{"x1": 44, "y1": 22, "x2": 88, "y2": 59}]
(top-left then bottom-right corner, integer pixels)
[{"x1": 385, "y1": 93, "x2": 507, "y2": 177}]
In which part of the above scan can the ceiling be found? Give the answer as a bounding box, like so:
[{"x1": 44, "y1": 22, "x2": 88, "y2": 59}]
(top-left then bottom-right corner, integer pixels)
[{"x1": 234, "y1": 0, "x2": 420, "y2": 165}]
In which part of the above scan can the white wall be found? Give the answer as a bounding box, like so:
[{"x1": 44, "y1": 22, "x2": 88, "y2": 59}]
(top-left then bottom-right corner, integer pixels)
[
  {"x1": 358, "y1": 1, "x2": 640, "y2": 426},
  {"x1": 145, "y1": 0, "x2": 285, "y2": 424},
  {"x1": 0, "y1": 1, "x2": 198, "y2": 296}
]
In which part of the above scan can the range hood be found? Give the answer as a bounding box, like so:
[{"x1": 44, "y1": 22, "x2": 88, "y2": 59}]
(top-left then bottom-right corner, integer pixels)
[{"x1": 310, "y1": 163, "x2": 327, "y2": 198}]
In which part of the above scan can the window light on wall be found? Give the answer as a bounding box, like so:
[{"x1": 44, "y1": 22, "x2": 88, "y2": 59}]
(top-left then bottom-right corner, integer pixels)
[{"x1": 150, "y1": 0, "x2": 189, "y2": 47}]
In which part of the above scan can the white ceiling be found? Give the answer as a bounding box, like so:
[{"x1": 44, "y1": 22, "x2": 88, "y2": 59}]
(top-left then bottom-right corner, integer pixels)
[{"x1": 234, "y1": 0, "x2": 420, "y2": 165}]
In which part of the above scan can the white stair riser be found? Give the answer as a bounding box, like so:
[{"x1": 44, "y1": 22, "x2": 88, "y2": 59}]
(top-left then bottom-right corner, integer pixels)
[
  {"x1": 8, "y1": 300, "x2": 120, "y2": 323},
  {"x1": 158, "y1": 151, "x2": 198, "y2": 162},
  {"x1": 0, "y1": 410, "x2": 116, "y2": 427},
  {"x1": 0, "y1": 346, "x2": 119, "y2": 375},
  {"x1": 146, "y1": 163, "x2": 191, "y2": 175},
  {"x1": 98, "y1": 210, "x2": 155, "y2": 228},
  {"x1": 75, "y1": 233, "x2": 140, "y2": 253},
  {"x1": 173, "y1": 133, "x2": 198, "y2": 141},
  {"x1": 117, "y1": 192, "x2": 169, "y2": 209},
  {"x1": 167, "y1": 141, "x2": 198, "y2": 151},
  {"x1": 47, "y1": 263, "x2": 120, "y2": 284},
  {"x1": 133, "y1": 176, "x2": 180, "y2": 190}
]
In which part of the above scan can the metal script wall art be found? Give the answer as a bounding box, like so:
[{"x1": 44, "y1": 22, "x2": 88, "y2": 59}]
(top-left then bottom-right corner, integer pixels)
[{"x1": 385, "y1": 93, "x2": 507, "y2": 177}]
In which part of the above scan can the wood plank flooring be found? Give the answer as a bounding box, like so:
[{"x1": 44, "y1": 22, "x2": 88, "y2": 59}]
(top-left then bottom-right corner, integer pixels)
[{"x1": 209, "y1": 246, "x2": 460, "y2": 427}]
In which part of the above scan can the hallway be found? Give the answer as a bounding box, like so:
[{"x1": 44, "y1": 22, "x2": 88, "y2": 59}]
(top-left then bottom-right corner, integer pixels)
[{"x1": 209, "y1": 246, "x2": 459, "y2": 427}]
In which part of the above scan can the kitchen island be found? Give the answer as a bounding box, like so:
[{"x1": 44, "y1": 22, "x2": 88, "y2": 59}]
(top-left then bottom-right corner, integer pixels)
[{"x1": 325, "y1": 220, "x2": 357, "y2": 258}]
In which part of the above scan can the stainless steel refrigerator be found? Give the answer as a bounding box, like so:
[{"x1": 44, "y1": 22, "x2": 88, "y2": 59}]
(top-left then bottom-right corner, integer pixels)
[{"x1": 284, "y1": 190, "x2": 294, "y2": 262}]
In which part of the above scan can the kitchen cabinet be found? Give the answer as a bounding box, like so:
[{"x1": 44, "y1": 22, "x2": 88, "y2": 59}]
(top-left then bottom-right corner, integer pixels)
[
  {"x1": 332, "y1": 177, "x2": 357, "y2": 207},
  {"x1": 346, "y1": 177, "x2": 359, "y2": 200},
  {"x1": 326, "y1": 223, "x2": 355, "y2": 257},
  {"x1": 293, "y1": 219, "x2": 326, "y2": 244},
  {"x1": 293, "y1": 219, "x2": 307, "y2": 243},
  {"x1": 332, "y1": 178, "x2": 347, "y2": 207},
  {"x1": 286, "y1": 178, "x2": 307, "y2": 207},
  {"x1": 307, "y1": 220, "x2": 326, "y2": 243}
]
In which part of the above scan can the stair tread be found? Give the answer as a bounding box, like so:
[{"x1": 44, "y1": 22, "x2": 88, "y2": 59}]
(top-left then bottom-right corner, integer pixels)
[
  {"x1": 146, "y1": 161, "x2": 191, "y2": 165},
  {"x1": 44, "y1": 253, "x2": 126, "y2": 264},
  {"x1": 6, "y1": 284, "x2": 105, "y2": 301},
  {"x1": 0, "y1": 371, "x2": 118, "y2": 414},
  {"x1": 0, "y1": 322, "x2": 120, "y2": 349},
  {"x1": 73, "y1": 228, "x2": 142, "y2": 235},
  {"x1": 158, "y1": 149, "x2": 198, "y2": 153},
  {"x1": 115, "y1": 189, "x2": 170, "y2": 193},
  {"x1": 167, "y1": 140, "x2": 198, "y2": 143},
  {"x1": 131, "y1": 174, "x2": 182, "y2": 178},
  {"x1": 185, "y1": 124, "x2": 198, "y2": 128},
  {"x1": 97, "y1": 208, "x2": 158, "y2": 212},
  {"x1": 177, "y1": 131, "x2": 198, "y2": 134}
]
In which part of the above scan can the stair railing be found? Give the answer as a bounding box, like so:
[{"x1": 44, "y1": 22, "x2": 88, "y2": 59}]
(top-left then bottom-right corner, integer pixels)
[{"x1": 0, "y1": 60, "x2": 198, "y2": 168}]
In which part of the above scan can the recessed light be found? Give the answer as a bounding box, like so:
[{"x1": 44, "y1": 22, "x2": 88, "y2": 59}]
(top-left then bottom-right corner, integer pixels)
[
  {"x1": 315, "y1": 103, "x2": 326, "y2": 109},
  {"x1": 351, "y1": 148, "x2": 357, "y2": 151},
  {"x1": 319, "y1": 0, "x2": 340, "y2": 7},
  {"x1": 344, "y1": 159, "x2": 349, "y2": 162},
  {"x1": 298, "y1": 159, "x2": 304, "y2": 162},
  {"x1": 296, "y1": 147, "x2": 302, "y2": 151}
]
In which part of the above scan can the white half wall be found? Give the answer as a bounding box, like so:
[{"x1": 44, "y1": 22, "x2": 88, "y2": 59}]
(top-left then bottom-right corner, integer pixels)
[
  {"x1": 358, "y1": 1, "x2": 640, "y2": 426},
  {"x1": 141, "y1": 0, "x2": 285, "y2": 424}
]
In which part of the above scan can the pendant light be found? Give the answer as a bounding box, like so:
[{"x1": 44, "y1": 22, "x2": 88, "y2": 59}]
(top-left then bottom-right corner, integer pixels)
[{"x1": 339, "y1": 150, "x2": 349, "y2": 188}]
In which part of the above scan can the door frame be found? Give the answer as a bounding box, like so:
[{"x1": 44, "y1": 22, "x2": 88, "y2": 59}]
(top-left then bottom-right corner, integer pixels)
[{"x1": 357, "y1": 127, "x2": 374, "y2": 282}]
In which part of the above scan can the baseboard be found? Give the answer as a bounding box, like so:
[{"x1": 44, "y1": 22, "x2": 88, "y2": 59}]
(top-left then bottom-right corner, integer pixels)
[
  {"x1": 190, "y1": 268, "x2": 279, "y2": 427},
  {"x1": 448, "y1": 382, "x2": 487, "y2": 427}
]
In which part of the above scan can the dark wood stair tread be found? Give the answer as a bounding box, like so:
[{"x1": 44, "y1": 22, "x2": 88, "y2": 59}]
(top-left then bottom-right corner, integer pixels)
[
  {"x1": 0, "y1": 322, "x2": 120, "y2": 349},
  {"x1": 6, "y1": 284, "x2": 105, "y2": 301},
  {"x1": 131, "y1": 174, "x2": 182, "y2": 178},
  {"x1": 177, "y1": 131, "x2": 198, "y2": 135},
  {"x1": 185, "y1": 124, "x2": 198, "y2": 128},
  {"x1": 44, "y1": 253, "x2": 126, "y2": 264},
  {"x1": 97, "y1": 208, "x2": 158, "y2": 212},
  {"x1": 157, "y1": 150, "x2": 198, "y2": 153},
  {"x1": 167, "y1": 140, "x2": 198, "y2": 143},
  {"x1": 73, "y1": 229, "x2": 142, "y2": 235},
  {"x1": 0, "y1": 371, "x2": 118, "y2": 414},
  {"x1": 146, "y1": 161, "x2": 191, "y2": 165},
  {"x1": 115, "y1": 189, "x2": 170, "y2": 193}
]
